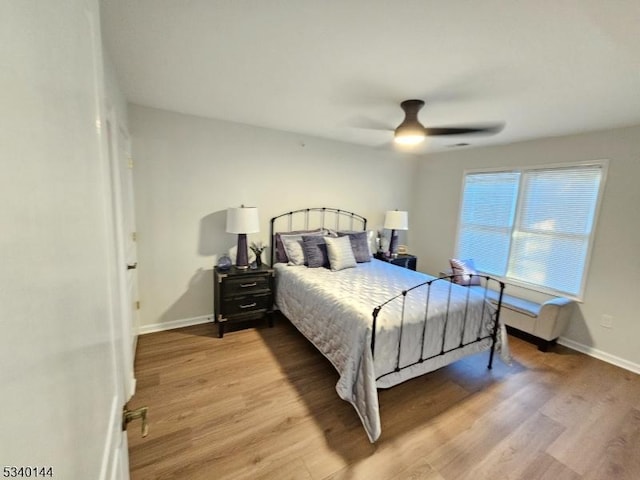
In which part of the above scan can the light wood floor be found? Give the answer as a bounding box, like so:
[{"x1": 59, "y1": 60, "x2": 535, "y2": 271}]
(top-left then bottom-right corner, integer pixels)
[{"x1": 127, "y1": 315, "x2": 640, "y2": 480}]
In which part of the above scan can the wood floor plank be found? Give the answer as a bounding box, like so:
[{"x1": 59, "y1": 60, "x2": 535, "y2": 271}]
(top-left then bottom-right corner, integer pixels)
[
  {"x1": 517, "y1": 452, "x2": 581, "y2": 480},
  {"x1": 388, "y1": 460, "x2": 446, "y2": 480},
  {"x1": 127, "y1": 318, "x2": 640, "y2": 480},
  {"x1": 545, "y1": 391, "x2": 633, "y2": 475},
  {"x1": 582, "y1": 407, "x2": 640, "y2": 480},
  {"x1": 424, "y1": 380, "x2": 556, "y2": 479},
  {"x1": 455, "y1": 412, "x2": 565, "y2": 480}
]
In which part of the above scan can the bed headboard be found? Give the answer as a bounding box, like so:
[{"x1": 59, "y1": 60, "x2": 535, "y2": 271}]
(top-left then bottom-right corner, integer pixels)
[{"x1": 270, "y1": 207, "x2": 367, "y2": 266}]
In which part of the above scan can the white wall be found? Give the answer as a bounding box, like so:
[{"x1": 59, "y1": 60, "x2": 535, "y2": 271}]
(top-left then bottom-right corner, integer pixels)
[
  {"x1": 411, "y1": 125, "x2": 640, "y2": 369},
  {"x1": 1, "y1": 1, "x2": 127, "y2": 476},
  {"x1": 129, "y1": 105, "x2": 416, "y2": 330}
]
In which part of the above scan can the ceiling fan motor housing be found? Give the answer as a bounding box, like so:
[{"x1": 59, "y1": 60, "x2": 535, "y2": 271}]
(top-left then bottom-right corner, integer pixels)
[
  {"x1": 394, "y1": 99, "x2": 427, "y2": 141},
  {"x1": 393, "y1": 98, "x2": 504, "y2": 143}
]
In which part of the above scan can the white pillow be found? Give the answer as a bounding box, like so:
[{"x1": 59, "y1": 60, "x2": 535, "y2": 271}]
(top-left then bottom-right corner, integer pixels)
[
  {"x1": 280, "y1": 234, "x2": 306, "y2": 266},
  {"x1": 325, "y1": 236, "x2": 357, "y2": 271}
]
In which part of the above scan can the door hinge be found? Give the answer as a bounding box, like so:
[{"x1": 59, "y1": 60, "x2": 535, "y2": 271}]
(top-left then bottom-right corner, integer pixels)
[
  {"x1": 127, "y1": 155, "x2": 134, "y2": 169},
  {"x1": 131, "y1": 232, "x2": 137, "y2": 242},
  {"x1": 135, "y1": 301, "x2": 140, "y2": 310}
]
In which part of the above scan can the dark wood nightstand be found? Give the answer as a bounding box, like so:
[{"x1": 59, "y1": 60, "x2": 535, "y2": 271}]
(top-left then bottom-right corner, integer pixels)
[
  {"x1": 213, "y1": 265, "x2": 274, "y2": 338},
  {"x1": 374, "y1": 252, "x2": 417, "y2": 271}
]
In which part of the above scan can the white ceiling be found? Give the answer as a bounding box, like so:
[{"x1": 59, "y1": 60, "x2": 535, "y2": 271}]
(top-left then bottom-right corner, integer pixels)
[{"x1": 101, "y1": 0, "x2": 640, "y2": 154}]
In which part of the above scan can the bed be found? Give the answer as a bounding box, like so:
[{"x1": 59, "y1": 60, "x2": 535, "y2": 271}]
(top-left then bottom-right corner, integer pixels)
[{"x1": 270, "y1": 207, "x2": 506, "y2": 442}]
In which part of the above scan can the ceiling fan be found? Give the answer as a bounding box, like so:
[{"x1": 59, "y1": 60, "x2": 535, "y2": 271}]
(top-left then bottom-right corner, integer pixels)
[{"x1": 393, "y1": 99, "x2": 504, "y2": 145}]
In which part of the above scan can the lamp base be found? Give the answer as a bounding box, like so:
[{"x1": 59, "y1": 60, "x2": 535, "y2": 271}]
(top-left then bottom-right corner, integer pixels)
[
  {"x1": 236, "y1": 233, "x2": 249, "y2": 269},
  {"x1": 388, "y1": 229, "x2": 398, "y2": 258}
]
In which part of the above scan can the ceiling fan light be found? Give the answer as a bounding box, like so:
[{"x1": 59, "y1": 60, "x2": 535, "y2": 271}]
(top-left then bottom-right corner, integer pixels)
[
  {"x1": 394, "y1": 123, "x2": 426, "y2": 144},
  {"x1": 394, "y1": 133, "x2": 425, "y2": 145},
  {"x1": 394, "y1": 100, "x2": 427, "y2": 145}
]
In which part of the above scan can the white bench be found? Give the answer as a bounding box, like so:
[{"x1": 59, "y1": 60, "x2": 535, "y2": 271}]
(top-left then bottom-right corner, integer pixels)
[
  {"x1": 468, "y1": 286, "x2": 575, "y2": 351},
  {"x1": 439, "y1": 270, "x2": 575, "y2": 351}
]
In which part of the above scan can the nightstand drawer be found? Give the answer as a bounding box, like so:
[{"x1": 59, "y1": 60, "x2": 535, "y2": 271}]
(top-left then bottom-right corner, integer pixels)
[
  {"x1": 221, "y1": 292, "x2": 272, "y2": 316},
  {"x1": 222, "y1": 274, "x2": 270, "y2": 296}
]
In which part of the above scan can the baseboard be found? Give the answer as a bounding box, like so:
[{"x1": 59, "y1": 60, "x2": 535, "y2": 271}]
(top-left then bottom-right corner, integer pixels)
[
  {"x1": 557, "y1": 337, "x2": 640, "y2": 375},
  {"x1": 138, "y1": 314, "x2": 213, "y2": 335}
]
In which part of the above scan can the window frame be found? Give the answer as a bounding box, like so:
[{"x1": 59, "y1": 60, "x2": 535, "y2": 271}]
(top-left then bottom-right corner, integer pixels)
[{"x1": 454, "y1": 160, "x2": 608, "y2": 300}]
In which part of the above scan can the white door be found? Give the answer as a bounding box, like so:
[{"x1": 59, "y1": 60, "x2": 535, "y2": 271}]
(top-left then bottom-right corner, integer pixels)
[
  {"x1": 0, "y1": 1, "x2": 132, "y2": 479},
  {"x1": 119, "y1": 130, "x2": 141, "y2": 362},
  {"x1": 106, "y1": 117, "x2": 139, "y2": 400}
]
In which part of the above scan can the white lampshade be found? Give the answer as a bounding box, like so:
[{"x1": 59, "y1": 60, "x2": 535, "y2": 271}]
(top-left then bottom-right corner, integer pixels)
[
  {"x1": 226, "y1": 206, "x2": 260, "y2": 234},
  {"x1": 384, "y1": 210, "x2": 409, "y2": 230}
]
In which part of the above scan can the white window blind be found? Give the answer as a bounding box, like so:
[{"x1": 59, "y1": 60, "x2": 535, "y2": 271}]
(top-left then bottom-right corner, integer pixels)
[
  {"x1": 458, "y1": 172, "x2": 519, "y2": 276},
  {"x1": 457, "y1": 164, "x2": 604, "y2": 297}
]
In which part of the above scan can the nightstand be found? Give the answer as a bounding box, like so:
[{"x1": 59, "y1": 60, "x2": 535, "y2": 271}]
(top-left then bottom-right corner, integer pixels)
[
  {"x1": 374, "y1": 253, "x2": 417, "y2": 271},
  {"x1": 213, "y1": 265, "x2": 274, "y2": 338}
]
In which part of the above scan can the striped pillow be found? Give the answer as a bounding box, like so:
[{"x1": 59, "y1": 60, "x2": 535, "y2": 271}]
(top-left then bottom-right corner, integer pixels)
[
  {"x1": 325, "y1": 236, "x2": 357, "y2": 271},
  {"x1": 449, "y1": 258, "x2": 481, "y2": 286}
]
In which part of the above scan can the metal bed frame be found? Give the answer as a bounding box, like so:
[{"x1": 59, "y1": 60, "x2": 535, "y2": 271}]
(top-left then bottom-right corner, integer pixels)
[
  {"x1": 372, "y1": 273, "x2": 505, "y2": 380},
  {"x1": 270, "y1": 207, "x2": 505, "y2": 379},
  {"x1": 270, "y1": 207, "x2": 367, "y2": 266}
]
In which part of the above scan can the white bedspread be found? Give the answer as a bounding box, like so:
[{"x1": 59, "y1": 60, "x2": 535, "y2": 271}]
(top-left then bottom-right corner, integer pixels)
[{"x1": 274, "y1": 259, "x2": 500, "y2": 442}]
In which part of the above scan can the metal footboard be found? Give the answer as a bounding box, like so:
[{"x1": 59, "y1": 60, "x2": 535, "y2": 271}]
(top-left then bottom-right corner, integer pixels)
[{"x1": 371, "y1": 274, "x2": 505, "y2": 381}]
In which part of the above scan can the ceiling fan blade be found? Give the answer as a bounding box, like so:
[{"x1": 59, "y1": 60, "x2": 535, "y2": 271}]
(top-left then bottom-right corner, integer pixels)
[
  {"x1": 425, "y1": 123, "x2": 504, "y2": 136},
  {"x1": 347, "y1": 115, "x2": 395, "y2": 132}
]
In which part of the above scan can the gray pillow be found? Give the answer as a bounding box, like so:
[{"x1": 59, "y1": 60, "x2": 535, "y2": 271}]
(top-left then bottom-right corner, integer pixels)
[
  {"x1": 275, "y1": 228, "x2": 324, "y2": 263},
  {"x1": 281, "y1": 233, "x2": 325, "y2": 266},
  {"x1": 338, "y1": 231, "x2": 372, "y2": 263},
  {"x1": 302, "y1": 236, "x2": 329, "y2": 268}
]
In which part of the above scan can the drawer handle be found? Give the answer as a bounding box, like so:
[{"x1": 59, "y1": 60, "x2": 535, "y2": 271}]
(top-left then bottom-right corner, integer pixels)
[
  {"x1": 239, "y1": 282, "x2": 257, "y2": 288},
  {"x1": 239, "y1": 302, "x2": 257, "y2": 309}
]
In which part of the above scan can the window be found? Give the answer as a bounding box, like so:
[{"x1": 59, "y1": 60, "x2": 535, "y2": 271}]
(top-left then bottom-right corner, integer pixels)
[{"x1": 456, "y1": 163, "x2": 606, "y2": 298}]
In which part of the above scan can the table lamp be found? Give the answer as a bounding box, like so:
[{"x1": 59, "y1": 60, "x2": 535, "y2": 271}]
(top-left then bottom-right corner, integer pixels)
[
  {"x1": 226, "y1": 205, "x2": 260, "y2": 269},
  {"x1": 384, "y1": 210, "x2": 408, "y2": 258}
]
